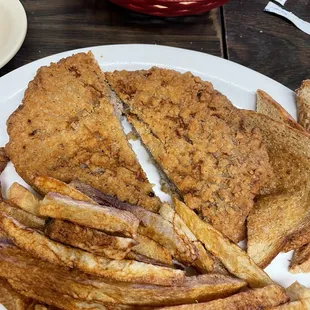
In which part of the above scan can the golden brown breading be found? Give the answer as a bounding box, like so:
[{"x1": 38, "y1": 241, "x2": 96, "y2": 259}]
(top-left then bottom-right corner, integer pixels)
[
  {"x1": 0, "y1": 147, "x2": 9, "y2": 174},
  {"x1": 6, "y1": 52, "x2": 161, "y2": 213},
  {"x1": 106, "y1": 68, "x2": 273, "y2": 242}
]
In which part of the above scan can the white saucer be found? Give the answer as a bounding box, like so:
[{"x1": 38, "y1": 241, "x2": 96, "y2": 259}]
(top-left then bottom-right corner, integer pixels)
[{"x1": 0, "y1": 0, "x2": 27, "y2": 69}]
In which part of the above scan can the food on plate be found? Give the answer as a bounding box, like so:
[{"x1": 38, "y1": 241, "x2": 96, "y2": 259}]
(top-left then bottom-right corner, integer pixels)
[
  {"x1": 3, "y1": 51, "x2": 310, "y2": 308},
  {"x1": 44, "y1": 219, "x2": 136, "y2": 260},
  {"x1": 173, "y1": 198, "x2": 273, "y2": 288},
  {"x1": 0, "y1": 277, "x2": 35, "y2": 310},
  {"x1": 256, "y1": 89, "x2": 305, "y2": 131},
  {"x1": 70, "y1": 180, "x2": 198, "y2": 265},
  {"x1": 158, "y1": 201, "x2": 226, "y2": 273},
  {"x1": 8, "y1": 279, "x2": 130, "y2": 310},
  {"x1": 127, "y1": 234, "x2": 173, "y2": 266},
  {"x1": 7, "y1": 182, "x2": 41, "y2": 217},
  {"x1": 106, "y1": 67, "x2": 273, "y2": 243},
  {"x1": 243, "y1": 110, "x2": 310, "y2": 267},
  {"x1": 5, "y1": 52, "x2": 161, "y2": 213},
  {"x1": 40, "y1": 193, "x2": 139, "y2": 238},
  {"x1": 297, "y1": 80, "x2": 310, "y2": 132},
  {"x1": 0, "y1": 243, "x2": 247, "y2": 307},
  {"x1": 247, "y1": 187, "x2": 310, "y2": 268},
  {"x1": 290, "y1": 243, "x2": 310, "y2": 273},
  {"x1": 275, "y1": 282, "x2": 310, "y2": 309},
  {"x1": 34, "y1": 176, "x2": 95, "y2": 203},
  {"x1": 0, "y1": 200, "x2": 45, "y2": 230},
  {"x1": 0, "y1": 147, "x2": 9, "y2": 174},
  {"x1": 0, "y1": 212, "x2": 185, "y2": 286},
  {"x1": 157, "y1": 285, "x2": 288, "y2": 309}
]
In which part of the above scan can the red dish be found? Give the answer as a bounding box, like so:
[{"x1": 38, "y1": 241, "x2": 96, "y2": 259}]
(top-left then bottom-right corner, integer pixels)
[{"x1": 109, "y1": 0, "x2": 229, "y2": 17}]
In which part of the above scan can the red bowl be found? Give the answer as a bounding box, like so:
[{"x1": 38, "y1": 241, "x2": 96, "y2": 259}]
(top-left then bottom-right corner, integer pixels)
[{"x1": 109, "y1": 0, "x2": 229, "y2": 17}]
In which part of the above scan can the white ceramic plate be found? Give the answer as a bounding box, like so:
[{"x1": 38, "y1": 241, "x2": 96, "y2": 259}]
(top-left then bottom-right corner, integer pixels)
[
  {"x1": 0, "y1": 44, "x2": 306, "y2": 291},
  {"x1": 0, "y1": 0, "x2": 27, "y2": 69}
]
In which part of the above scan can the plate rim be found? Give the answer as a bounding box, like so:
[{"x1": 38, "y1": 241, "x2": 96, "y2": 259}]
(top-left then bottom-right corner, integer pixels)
[{"x1": 0, "y1": 0, "x2": 28, "y2": 69}]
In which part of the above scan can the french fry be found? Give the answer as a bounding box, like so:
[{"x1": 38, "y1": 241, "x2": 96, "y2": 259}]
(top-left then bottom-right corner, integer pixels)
[
  {"x1": 45, "y1": 219, "x2": 136, "y2": 260},
  {"x1": 159, "y1": 202, "x2": 227, "y2": 274},
  {"x1": 34, "y1": 176, "x2": 95, "y2": 203},
  {"x1": 157, "y1": 285, "x2": 288, "y2": 310},
  {"x1": 40, "y1": 193, "x2": 139, "y2": 238},
  {"x1": 70, "y1": 181, "x2": 197, "y2": 264},
  {"x1": 129, "y1": 234, "x2": 173, "y2": 266},
  {"x1": 0, "y1": 201, "x2": 44, "y2": 230},
  {"x1": 7, "y1": 182, "x2": 41, "y2": 217},
  {"x1": 8, "y1": 279, "x2": 133, "y2": 310},
  {"x1": 0, "y1": 212, "x2": 184, "y2": 286},
  {"x1": 0, "y1": 277, "x2": 35, "y2": 310},
  {"x1": 174, "y1": 198, "x2": 273, "y2": 288},
  {"x1": 0, "y1": 243, "x2": 247, "y2": 307}
]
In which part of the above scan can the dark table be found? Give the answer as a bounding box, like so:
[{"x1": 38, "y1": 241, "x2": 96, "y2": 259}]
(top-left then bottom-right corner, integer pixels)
[{"x1": 0, "y1": 0, "x2": 309, "y2": 90}]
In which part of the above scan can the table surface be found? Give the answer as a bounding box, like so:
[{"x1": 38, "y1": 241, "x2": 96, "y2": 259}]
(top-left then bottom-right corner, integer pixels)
[{"x1": 0, "y1": 0, "x2": 309, "y2": 90}]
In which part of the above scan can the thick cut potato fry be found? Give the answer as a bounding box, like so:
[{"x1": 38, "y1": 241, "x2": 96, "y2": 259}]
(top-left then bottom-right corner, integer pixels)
[
  {"x1": 0, "y1": 277, "x2": 35, "y2": 310},
  {"x1": 174, "y1": 198, "x2": 273, "y2": 288},
  {"x1": 0, "y1": 212, "x2": 184, "y2": 286},
  {"x1": 40, "y1": 193, "x2": 139, "y2": 238},
  {"x1": 159, "y1": 202, "x2": 226, "y2": 274},
  {"x1": 45, "y1": 219, "x2": 136, "y2": 260},
  {"x1": 34, "y1": 176, "x2": 95, "y2": 202},
  {"x1": 7, "y1": 182, "x2": 41, "y2": 217},
  {"x1": 157, "y1": 285, "x2": 288, "y2": 309},
  {"x1": 129, "y1": 234, "x2": 173, "y2": 266},
  {"x1": 0, "y1": 243, "x2": 246, "y2": 307},
  {"x1": 70, "y1": 181, "x2": 197, "y2": 264},
  {"x1": 8, "y1": 279, "x2": 134, "y2": 310},
  {"x1": 0, "y1": 201, "x2": 44, "y2": 230}
]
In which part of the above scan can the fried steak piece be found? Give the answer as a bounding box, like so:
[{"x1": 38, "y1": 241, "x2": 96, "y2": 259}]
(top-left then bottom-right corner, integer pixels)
[
  {"x1": 6, "y1": 52, "x2": 161, "y2": 213},
  {"x1": 0, "y1": 147, "x2": 9, "y2": 174},
  {"x1": 106, "y1": 68, "x2": 272, "y2": 242}
]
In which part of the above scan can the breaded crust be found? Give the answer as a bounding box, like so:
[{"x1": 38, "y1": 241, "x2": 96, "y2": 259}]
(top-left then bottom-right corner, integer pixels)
[
  {"x1": 106, "y1": 68, "x2": 272, "y2": 242},
  {"x1": 0, "y1": 212, "x2": 185, "y2": 286},
  {"x1": 5, "y1": 52, "x2": 161, "y2": 212},
  {"x1": 45, "y1": 219, "x2": 136, "y2": 260},
  {"x1": 0, "y1": 147, "x2": 9, "y2": 174},
  {"x1": 0, "y1": 243, "x2": 246, "y2": 307}
]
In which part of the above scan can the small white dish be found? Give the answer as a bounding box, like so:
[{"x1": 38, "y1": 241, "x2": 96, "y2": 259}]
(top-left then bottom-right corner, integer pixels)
[{"x1": 0, "y1": 0, "x2": 27, "y2": 69}]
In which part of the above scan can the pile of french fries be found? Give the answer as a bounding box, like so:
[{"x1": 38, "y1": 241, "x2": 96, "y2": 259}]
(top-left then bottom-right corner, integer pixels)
[{"x1": 0, "y1": 175, "x2": 308, "y2": 309}]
